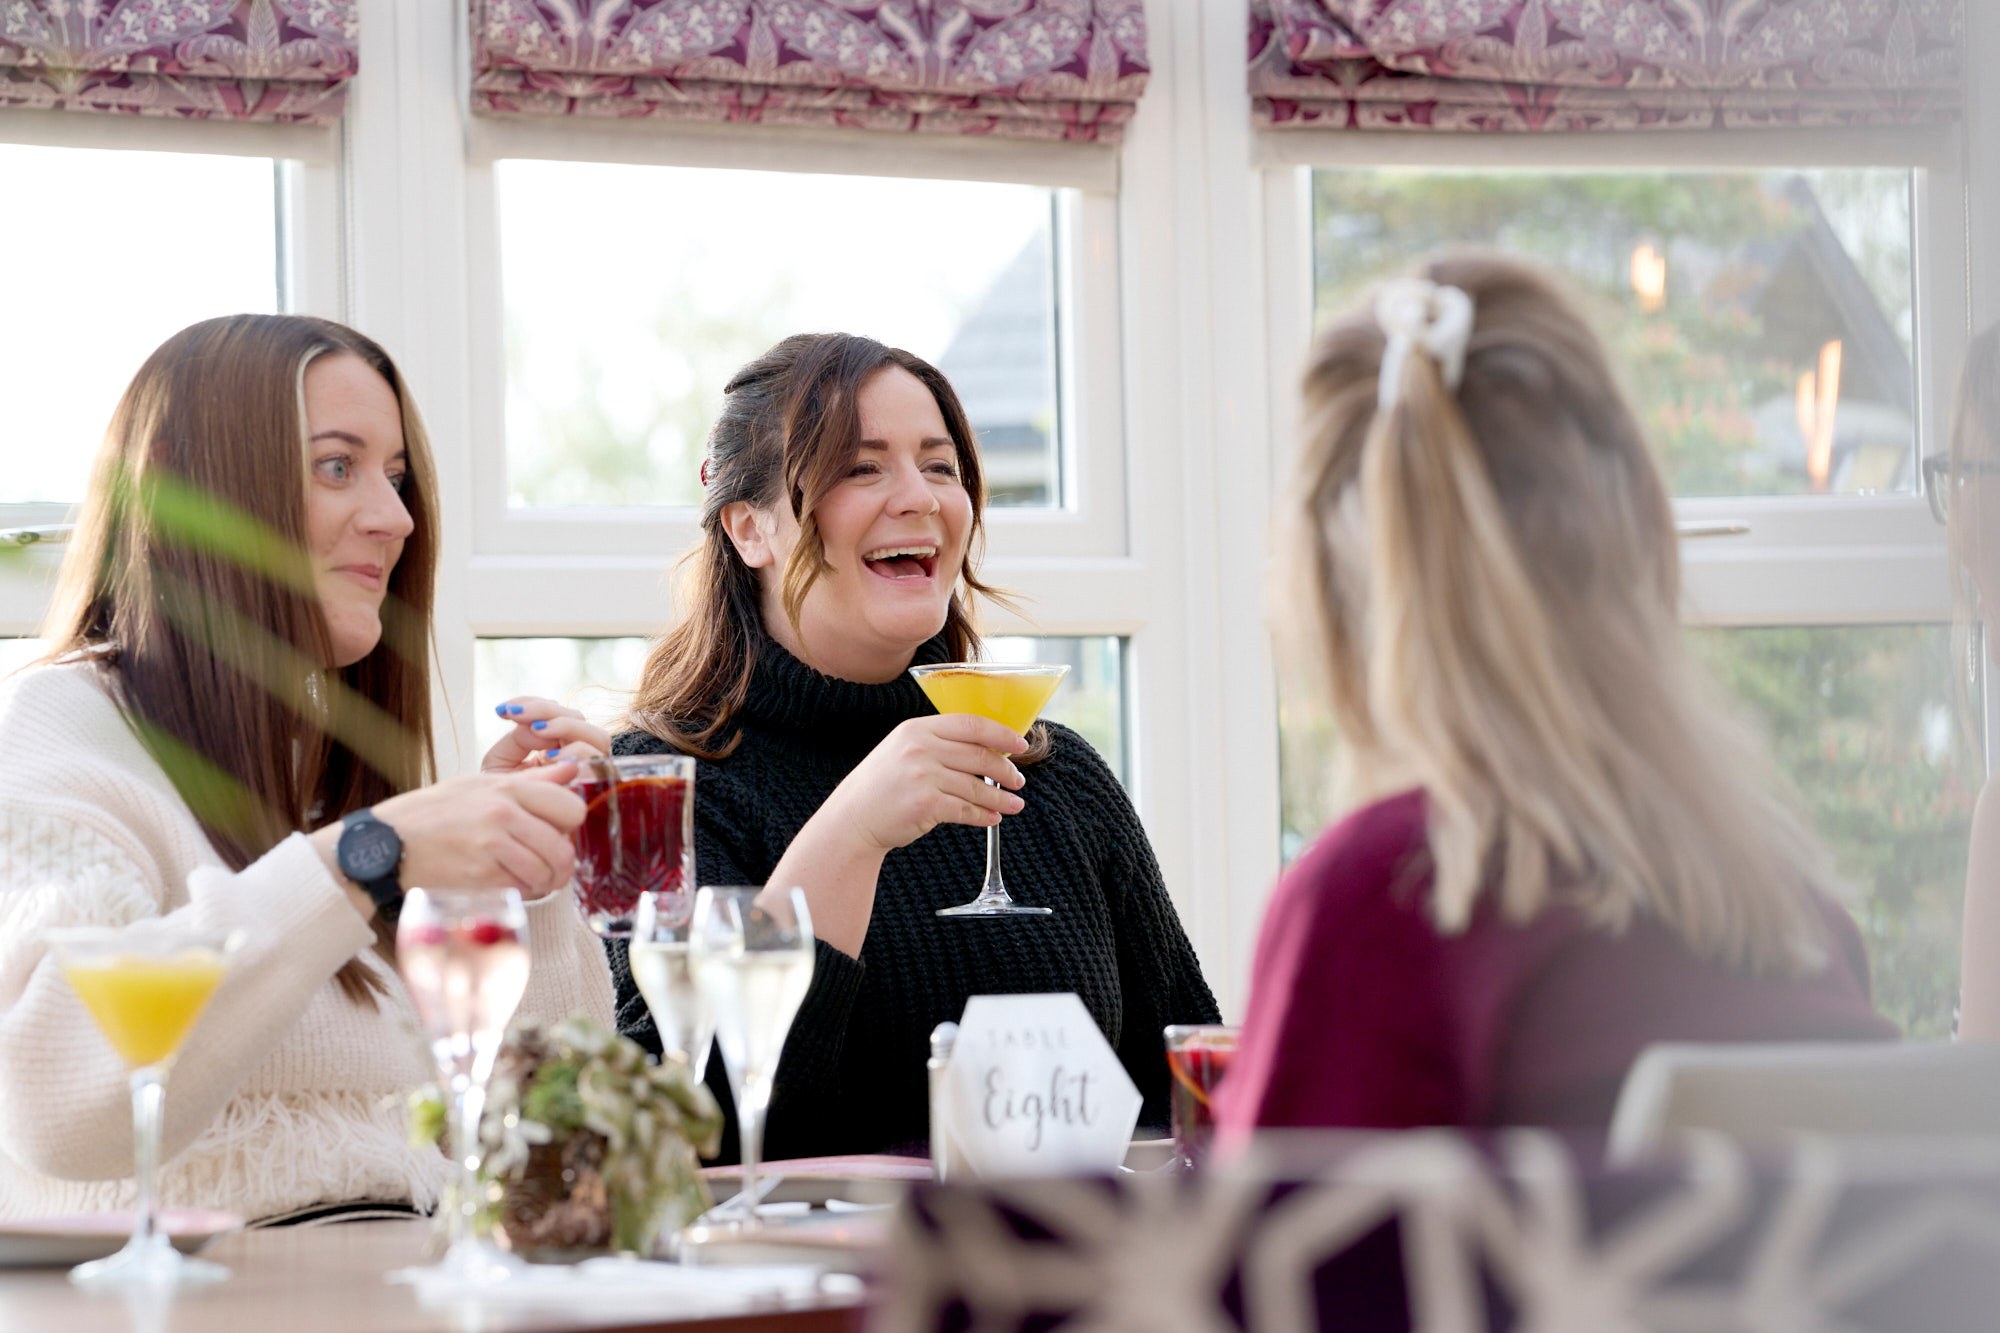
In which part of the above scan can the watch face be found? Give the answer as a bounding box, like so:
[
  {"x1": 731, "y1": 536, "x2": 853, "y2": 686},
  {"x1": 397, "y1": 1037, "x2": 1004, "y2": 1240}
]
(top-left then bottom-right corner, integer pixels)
[{"x1": 342, "y1": 819, "x2": 401, "y2": 882}]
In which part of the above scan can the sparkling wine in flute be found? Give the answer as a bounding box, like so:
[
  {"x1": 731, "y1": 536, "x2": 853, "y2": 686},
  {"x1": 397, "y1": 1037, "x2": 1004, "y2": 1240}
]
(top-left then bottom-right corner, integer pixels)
[
  {"x1": 694, "y1": 949, "x2": 814, "y2": 1092},
  {"x1": 629, "y1": 938, "x2": 714, "y2": 1081},
  {"x1": 687, "y1": 886, "x2": 813, "y2": 1232}
]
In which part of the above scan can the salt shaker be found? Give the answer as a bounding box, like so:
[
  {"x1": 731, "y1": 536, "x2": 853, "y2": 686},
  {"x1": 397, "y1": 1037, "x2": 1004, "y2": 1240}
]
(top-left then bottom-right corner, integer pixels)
[{"x1": 928, "y1": 1020, "x2": 963, "y2": 1181}]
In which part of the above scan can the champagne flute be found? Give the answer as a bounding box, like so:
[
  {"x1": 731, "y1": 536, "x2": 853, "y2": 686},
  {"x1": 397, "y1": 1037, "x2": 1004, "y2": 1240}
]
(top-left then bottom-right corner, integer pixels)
[
  {"x1": 396, "y1": 887, "x2": 529, "y2": 1281},
  {"x1": 630, "y1": 889, "x2": 714, "y2": 1081},
  {"x1": 687, "y1": 886, "x2": 813, "y2": 1230},
  {"x1": 908, "y1": 662, "x2": 1069, "y2": 918},
  {"x1": 568, "y1": 754, "x2": 695, "y2": 939},
  {"x1": 45, "y1": 923, "x2": 239, "y2": 1288}
]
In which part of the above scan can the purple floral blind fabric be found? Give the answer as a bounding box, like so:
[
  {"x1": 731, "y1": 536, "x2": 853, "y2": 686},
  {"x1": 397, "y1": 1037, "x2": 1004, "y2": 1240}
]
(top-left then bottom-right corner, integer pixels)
[
  {"x1": 0, "y1": 0, "x2": 357, "y2": 124},
  {"x1": 470, "y1": 0, "x2": 1148, "y2": 144},
  {"x1": 1250, "y1": 0, "x2": 1963, "y2": 133}
]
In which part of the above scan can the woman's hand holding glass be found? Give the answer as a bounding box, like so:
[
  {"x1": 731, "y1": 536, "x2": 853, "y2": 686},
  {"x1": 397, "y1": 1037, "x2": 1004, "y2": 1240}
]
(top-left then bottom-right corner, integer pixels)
[
  {"x1": 312, "y1": 769, "x2": 586, "y2": 911},
  {"x1": 819, "y1": 714, "x2": 1028, "y2": 853},
  {"x1": 377, "y1": 772, "x2": 584, "y2": 901},
  {"x1": 482, "y1": 696, "x2": 612, "y2": 771}
]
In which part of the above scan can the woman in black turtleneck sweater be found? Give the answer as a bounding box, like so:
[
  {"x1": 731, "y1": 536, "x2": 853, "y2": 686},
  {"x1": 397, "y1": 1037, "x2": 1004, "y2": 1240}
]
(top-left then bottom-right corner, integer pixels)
[{"x1": 610, "y1": 333, "x2": 1218, "y2": 1163}]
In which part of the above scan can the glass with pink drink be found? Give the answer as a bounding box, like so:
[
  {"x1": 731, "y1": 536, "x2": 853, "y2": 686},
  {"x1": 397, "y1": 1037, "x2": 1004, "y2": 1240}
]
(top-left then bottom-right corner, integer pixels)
[{"x1": 397, "y1": 887, "x2": 529, "y2": 1282}]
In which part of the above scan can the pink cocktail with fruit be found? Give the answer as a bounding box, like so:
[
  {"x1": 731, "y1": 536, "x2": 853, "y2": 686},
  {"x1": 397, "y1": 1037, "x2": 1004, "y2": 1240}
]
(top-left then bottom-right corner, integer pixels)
[{"x1": 396, "y1": 888, "x2": 529, "y2": 1282}]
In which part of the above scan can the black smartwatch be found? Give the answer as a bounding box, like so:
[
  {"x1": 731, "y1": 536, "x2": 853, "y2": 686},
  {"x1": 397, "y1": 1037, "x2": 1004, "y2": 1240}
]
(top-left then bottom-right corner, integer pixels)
[{"x1": 336, "y1": 808, "x2": 405, "y2": 924}]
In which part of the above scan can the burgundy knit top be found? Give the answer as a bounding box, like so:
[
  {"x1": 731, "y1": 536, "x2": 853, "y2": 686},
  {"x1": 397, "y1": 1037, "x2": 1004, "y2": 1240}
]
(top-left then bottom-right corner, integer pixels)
[{"x1": 1215, "y1": 788, "x2": 1897, "y2": 1137}]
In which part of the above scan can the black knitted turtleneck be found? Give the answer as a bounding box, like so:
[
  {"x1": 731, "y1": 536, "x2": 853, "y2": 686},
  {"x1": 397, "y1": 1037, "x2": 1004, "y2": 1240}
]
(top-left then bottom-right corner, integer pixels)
[{"x1": 607, "y1": 636, "x2": 1219, "y2": 1163}]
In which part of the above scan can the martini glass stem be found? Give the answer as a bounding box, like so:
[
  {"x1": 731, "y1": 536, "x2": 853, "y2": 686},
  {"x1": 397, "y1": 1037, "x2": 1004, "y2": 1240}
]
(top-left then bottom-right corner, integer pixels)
[
  {"x1": 129, "y1": 1066, "x2": 165, "y2": 1254},
  {"x1": 978, "y1": 778, "x2": 1013, "y2": 908}
]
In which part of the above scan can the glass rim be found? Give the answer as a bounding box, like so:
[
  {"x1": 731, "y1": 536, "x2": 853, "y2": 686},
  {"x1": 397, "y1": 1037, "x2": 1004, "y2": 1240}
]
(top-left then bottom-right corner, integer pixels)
[
  {"x1": 908, "y1": 661, "x2": 1072, "y2": 677},
  {"x1": 1163, "y1": 1023, "x2": 1240, "y2": 1043},
  {"x1": 399, "y1": 886, "x2": 526, "y2": 908},
  {"x1": 44, "y1": 925, "x2": 245, "y2": 958},
  {"x1": 568, "y1": 753, "x2": 695, "y2": 778}
]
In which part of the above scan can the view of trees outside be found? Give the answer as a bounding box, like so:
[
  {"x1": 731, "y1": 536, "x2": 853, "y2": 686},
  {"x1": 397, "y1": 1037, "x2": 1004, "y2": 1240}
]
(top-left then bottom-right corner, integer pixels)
[
  {"x1": 476, "y1": 634, "x2": 1125, "y2": 785},
  {"x1": 1312, "y1": 169, "x2": 1914, "y2": 496},
  {"x1": 1280, "y1": 169, "x2": 1973, "y2": 1036},
  {"x1": 496, "y1": 161, "x2": 1057, "y2": 511}
]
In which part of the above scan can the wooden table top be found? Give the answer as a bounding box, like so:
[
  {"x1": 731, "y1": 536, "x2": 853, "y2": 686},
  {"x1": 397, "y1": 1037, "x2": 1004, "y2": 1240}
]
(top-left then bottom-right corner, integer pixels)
[{"x1": 0, "y1": 1220, "x2": 868, "y2": 1333}]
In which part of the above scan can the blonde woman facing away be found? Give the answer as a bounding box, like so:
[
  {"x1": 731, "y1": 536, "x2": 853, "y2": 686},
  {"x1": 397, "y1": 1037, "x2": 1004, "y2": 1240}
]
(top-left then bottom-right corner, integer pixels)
[
  {"x1": 1215, "y1": 256, "x2": 1894, "y2": 1136},
  {"x1": 0, "y1": 315, "x2": 613, "y2": 1225}
]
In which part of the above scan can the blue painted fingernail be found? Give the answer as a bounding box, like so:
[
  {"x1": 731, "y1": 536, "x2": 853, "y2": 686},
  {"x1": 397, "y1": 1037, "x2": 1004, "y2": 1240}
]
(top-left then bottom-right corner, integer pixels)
[
  {"x1": 532, "y1": 719, "x2": 547, "y2": 731},
  {"x1": 546, "y1": 747, "x2": 561, "y2": 757},
  {"x1": 493, "y1": 704, "x2": 507, "y2": 717},
  {"x1": 508, "y1": 704, "x2": 525, "y2": 716}
]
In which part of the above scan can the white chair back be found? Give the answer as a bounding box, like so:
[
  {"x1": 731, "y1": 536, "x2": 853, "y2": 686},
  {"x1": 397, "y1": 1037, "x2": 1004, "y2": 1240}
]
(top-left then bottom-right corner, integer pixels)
[{"x1": 1609, "y1": 1040, "x2": 2000, "y2": 1160}]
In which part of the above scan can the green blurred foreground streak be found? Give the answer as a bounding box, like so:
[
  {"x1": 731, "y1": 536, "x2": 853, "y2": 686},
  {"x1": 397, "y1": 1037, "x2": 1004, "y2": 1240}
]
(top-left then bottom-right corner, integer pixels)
[{"x1": 82, "y1": 465, "x2": 425, "y2": 851}]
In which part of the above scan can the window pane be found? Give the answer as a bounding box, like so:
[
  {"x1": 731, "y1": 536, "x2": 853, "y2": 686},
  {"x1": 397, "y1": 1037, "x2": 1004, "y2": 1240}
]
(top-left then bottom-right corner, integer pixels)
[
  {"x1": 497, "y1": 163, "x2": 1060, "y2": 511},
  {"x1": 0, "y1": 639, "x2": 49, "y2": 678},
  {"x1": 1311, "y1": 169, "x2": 1915, "y2": 498},
  {"x1": 1279, "y1": 625, "x2": 1974, "y2": 1037},
  {"x1": 0, "y1": 146, "x2": 280, "y2": 504},
  {"x1": 474, "y1": 637, "x2": 652, "y2": 758},
  {"x1": 1691, "y1": 626, "x2": 1975, "y2": 1038},
  {"x1": 985, "y1": 636, "x2": 1126, "y2": 786},
  {"x1": 476, "y1": 634, "x2": 1124, "y2": 786}
]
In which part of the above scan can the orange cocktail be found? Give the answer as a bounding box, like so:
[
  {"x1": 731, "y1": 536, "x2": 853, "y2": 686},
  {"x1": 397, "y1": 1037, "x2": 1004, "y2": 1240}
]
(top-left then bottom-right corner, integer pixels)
[
  {"x1": 46, "y1": 925, "x2": 238, "y2": 1288},
  {"x1": 909, "y1": 662, "x2": 1069, "y2": 918},
  {"x1": 61, "y1": 951, "x2": 226, "y2": 1068},
  {"x1": 911, "y1": 667, "x2": 1065, "y2": 737}
]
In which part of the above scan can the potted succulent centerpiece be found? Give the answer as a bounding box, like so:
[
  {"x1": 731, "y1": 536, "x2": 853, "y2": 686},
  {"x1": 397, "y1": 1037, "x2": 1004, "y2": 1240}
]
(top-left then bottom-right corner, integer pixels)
[{"x1": 411, "y1": 1015, "x2": 721, "y2": 1259}]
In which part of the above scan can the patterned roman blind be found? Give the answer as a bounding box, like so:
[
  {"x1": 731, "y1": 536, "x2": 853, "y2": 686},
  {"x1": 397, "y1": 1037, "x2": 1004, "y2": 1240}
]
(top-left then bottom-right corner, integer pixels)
[
  {"x1": 0, "y1": 0, "x2": 358, "y2": 125},
  {"x1": 1251, "y1": 0, "x2": 1963, "y2": 134},
  {"x1": 470, "y1": 0, "x2": 1148, "y2": 144}
]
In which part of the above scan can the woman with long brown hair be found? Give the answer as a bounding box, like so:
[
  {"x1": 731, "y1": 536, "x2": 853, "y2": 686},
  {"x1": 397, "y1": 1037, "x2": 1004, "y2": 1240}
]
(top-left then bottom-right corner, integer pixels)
[
  {"x1": 613, "y1": 332, "x2": 1218, "y2": 1160},
  {"x1": 0, "y1": 314, "x2": 613, "y2": 1224},
  {"x1": 1215, "y1": 255, "x2": 1892, "y2": 1135}
]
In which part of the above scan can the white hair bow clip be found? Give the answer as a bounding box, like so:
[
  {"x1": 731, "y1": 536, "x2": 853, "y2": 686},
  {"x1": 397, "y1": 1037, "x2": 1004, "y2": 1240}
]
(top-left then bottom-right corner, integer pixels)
[{"x1": 1375, "y1": 277, "x2": 1475, "y2": 413}]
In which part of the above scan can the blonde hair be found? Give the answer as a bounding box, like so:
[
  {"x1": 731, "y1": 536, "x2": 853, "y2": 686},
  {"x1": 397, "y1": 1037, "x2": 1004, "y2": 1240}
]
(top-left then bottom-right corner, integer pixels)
[{"x1": 1283, "y1": 253, "x2": 1833, "y2": 977}]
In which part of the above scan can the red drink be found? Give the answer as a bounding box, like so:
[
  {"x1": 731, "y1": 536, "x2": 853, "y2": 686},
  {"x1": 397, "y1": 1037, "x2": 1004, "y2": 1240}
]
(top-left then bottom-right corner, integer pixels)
[
  {"x1": 569, "y1": 756, "x2": 695, "y2": 938},
  {"x1": 1164, "y1": 1024, "x2": 1238, "y2": 1171}
]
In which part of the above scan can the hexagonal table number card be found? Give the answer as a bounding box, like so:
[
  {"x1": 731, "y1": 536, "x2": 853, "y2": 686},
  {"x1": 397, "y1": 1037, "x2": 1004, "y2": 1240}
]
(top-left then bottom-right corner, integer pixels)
[{"x1": 938, "y1": 993, "x2": 1141, "y2": 1178}]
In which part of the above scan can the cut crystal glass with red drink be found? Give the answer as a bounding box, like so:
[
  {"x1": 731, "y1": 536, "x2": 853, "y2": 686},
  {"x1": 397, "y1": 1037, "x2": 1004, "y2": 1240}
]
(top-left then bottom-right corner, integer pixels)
[
  {"x1": 1164, "y1": 1024, "x2": 1238, "y2": 1172},
  {"x1": 568, "y1": 754, "x2": 696, "y2": 938}
]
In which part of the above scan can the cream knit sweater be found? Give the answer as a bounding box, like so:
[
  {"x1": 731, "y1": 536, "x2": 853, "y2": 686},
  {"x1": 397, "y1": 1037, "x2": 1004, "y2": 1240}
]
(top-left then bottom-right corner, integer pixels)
[{"x1": 0, "y1": 661, "x2": 614, "y2": 1223}]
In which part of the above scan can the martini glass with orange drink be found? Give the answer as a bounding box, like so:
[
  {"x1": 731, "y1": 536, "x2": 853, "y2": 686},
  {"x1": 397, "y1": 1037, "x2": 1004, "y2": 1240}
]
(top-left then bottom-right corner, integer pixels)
[
  {"x1": 44, "y1": 923, "x2": 239, "y2": 1287},
  {"x1": 568, "y1": 754, "x2": 696, "y2": 938},
  {"x1": 908, "y1": 662, "x2": 1069, "y2": 918}
]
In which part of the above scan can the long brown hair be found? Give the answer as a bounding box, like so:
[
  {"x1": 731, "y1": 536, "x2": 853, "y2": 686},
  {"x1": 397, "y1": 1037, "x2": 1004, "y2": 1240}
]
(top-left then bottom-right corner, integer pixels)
[
  {"x1": 1283, "y1": 253, "x2": 1832, "y2": 977},
  {"x1": 629, "y1": 333, "x2": 1014, "y2": 758},
  {"x1": 41, "y1": 314, "x2": 440, "y2": 1004}
]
